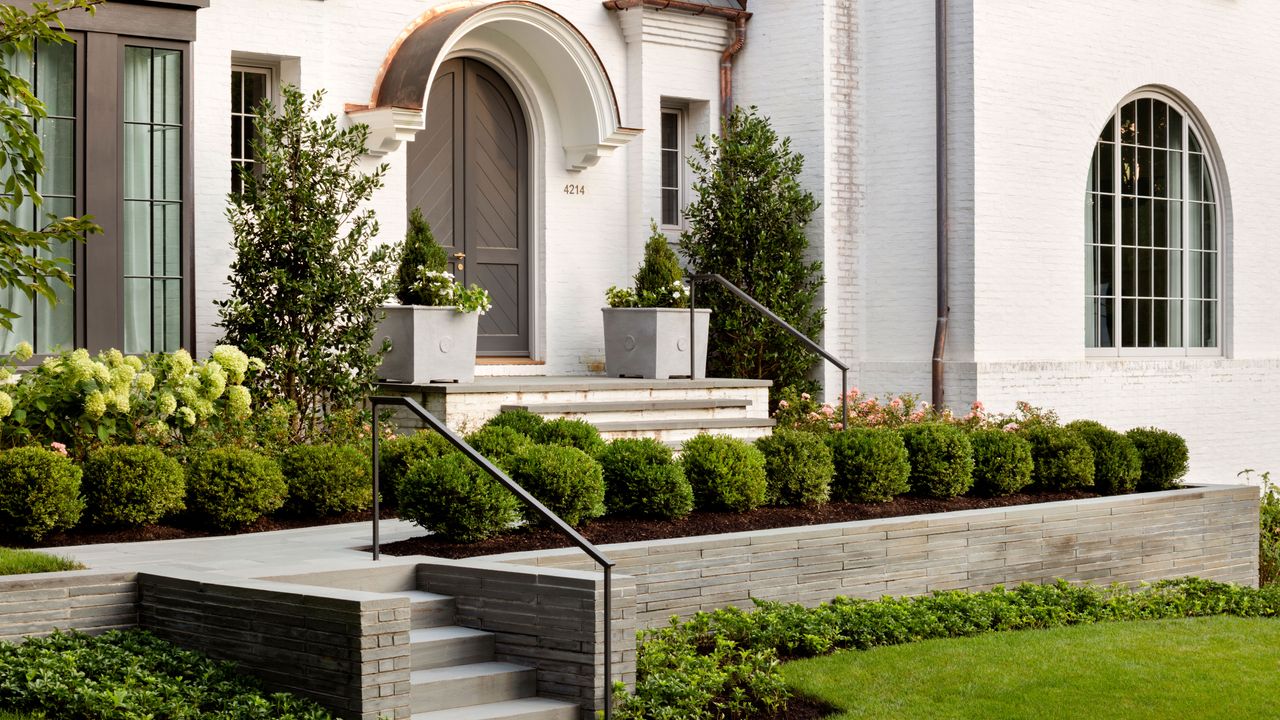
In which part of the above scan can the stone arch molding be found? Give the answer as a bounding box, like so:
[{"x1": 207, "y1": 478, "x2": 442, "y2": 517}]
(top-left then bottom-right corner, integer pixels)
[{"x1": 354, "y1": 1, "x2": 640, "y2": 171}]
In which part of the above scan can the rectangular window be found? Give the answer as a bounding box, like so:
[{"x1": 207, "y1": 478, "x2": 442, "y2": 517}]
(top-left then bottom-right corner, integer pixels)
[
  {"x1": 230, "y1": 66, "x2": 272, "y2": 193},
  {"x1": 660, "y1": 108, "x2": 683, "y2": 228},
  {"x1": 123, "y1": 46, "x2": 184, "y2": 354},
  {"x1": 0, "y1": 40, "x2": 78, "y2": 355}
]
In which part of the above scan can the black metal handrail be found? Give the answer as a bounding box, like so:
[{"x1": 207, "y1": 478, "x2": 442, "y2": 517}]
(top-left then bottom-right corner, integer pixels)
[
  {"x1": 688, "y1": 273, "x2": 850, "y2": 428},
  {"x1": 368, "y1": 396, "x2": 616, "y2": 718}
]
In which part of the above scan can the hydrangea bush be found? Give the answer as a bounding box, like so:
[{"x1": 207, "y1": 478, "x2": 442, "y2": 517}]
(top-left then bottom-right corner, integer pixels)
[{"x1": 0, "y1": 343, "x2": 261, "y2": 458}]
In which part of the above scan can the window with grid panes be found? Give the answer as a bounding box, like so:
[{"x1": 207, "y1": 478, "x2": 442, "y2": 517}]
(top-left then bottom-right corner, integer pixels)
[
  {"x1": 1086, "y1": 94, "x2": 1221, "y2": 353},
  {"x1": 0, "y1": 41, "x2": 77, "y2": 355},
  {"x1": 660, "y1": 108, "x2": 683, "y2": 228},
  {"x1": 230, "y1": 66, "x2": 271, "y2": 194}
]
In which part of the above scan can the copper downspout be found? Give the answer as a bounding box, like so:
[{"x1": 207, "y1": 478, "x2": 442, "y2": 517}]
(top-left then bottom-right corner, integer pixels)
[
  {"x1": 720, "y1": 16, "x2": 747, "y2": 124},
  {"x1": 931, "y1": 0, "x2": 949, "y2": 409}
]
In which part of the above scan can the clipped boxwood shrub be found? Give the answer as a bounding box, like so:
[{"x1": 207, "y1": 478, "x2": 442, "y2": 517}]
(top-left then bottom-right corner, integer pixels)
[
  {"x1": 826, "y1": 428, "x2": 910, "y2": 503},
  {"x1": 756, "y1": 429, "x2": 834, "y2": 506},
  {"x1": 509, "y1": 444, "x2": 605, "y2": 527},
  {"x1": 465, "y1": 425, "x2": 535, "y2": 471},
  {"x1": 1067, "y1": 420, "x2": 1142, "y2": 495},
  {"x1": 185, "y1": 448, "x2": 286, "y2": 529},
  {"x1": 898, "y1": 423, "x2": 974, "y2": 499},
  {"x1": 0, "y1": 447, "x2": 84, "y2": 541},
  {"x1": 599, "y1": 438, "x2": 694, "y2": 519},
  {"x1": 969, "y1": 430, "x2": 1034, "y2": 497},
  {"x1": 82, "y1": 445, "x2": 185, "y2": 527},
  {"x1": 483, "y1": 408, "x2": 545, "y2": 437},
  {"x1": 399, "y1": 453, "x2": 520, "y2": 542},
  {"x1": 680, "y1": 434, "x2": 768, "y2": 512},
  {"x1": 1020, "y1": 425, "x2": 1095, "y2": 490},
  {"x1": 1126, "y1": 427, "x2": 1190, "y2": 491},
  {"x1": 280, "y1": 444, "x2": 372, "y2": 516},
  {"x1": 533, "y1": 418, "x2": 607, "y2": 457},
  {"x1": 378, "y1": 431, "x2": 454, "y2": 506}
]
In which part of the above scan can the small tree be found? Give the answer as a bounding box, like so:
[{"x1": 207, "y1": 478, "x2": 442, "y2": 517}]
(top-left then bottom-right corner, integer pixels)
[
  {"x1": 217, "y1": 86, "x2": 392, "y2": 440},
  {"x1": 606, "y1": 221, "x2": 689, "y2": 308},
  {"x1": 680, "y1": 107, "x2": 823, "y2": 394},
  {"x1": 395, "y1": 207, "x2": 448, "y2": 305},
  {"x1": 0, "y1": 0, "x2": 102, "y2": 333}
]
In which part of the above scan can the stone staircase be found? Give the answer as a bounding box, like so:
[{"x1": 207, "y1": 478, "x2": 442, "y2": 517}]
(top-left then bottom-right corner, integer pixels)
[{"x1": 393, "y1": 589, "x2": 578, "y2": 720}]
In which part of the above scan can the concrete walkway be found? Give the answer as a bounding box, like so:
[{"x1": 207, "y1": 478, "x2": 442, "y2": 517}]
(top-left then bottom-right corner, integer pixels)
[{"x1": 43, "y1": 518, "x2": 424, "y2": 578}]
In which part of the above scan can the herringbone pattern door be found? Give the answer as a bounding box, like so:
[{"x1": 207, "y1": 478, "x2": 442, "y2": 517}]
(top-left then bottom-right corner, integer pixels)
[{"x1": 407, "y1": 58, "x2": 529, "y2": 355}]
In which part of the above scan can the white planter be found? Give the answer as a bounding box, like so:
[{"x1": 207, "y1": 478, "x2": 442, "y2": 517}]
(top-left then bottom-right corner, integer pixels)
[
  {"x1": 375, "y1": 305, "x2": 479, "y2": 384},
  {"x1": 602, "y1": 307, "x2": 710, "y2": 379}
]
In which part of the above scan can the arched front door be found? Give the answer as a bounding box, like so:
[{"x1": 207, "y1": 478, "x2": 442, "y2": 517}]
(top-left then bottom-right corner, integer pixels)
[{"x1": 407, "y1": 58, "x2": 530, "y2": 356}]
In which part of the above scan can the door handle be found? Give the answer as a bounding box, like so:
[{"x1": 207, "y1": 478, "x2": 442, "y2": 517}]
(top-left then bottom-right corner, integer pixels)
[{"x1": 453, "y1": 252, "x2": 465, "y2": 271}]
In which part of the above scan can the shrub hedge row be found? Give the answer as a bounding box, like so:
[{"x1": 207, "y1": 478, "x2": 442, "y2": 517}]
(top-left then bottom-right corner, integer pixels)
[
  {"x1": 615, "y1": 577, "x2": 1280, "y2": 720},
  {"x1": 387, "y1": 409, "x2": 1193, "y2": 543},
  {"x1": 0, "y1": 439, "x2": 377, "y2": 542}
]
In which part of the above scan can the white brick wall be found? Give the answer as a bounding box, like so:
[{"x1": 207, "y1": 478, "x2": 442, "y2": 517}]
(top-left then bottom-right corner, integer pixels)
[{"x1": 187, "y1": 1, "x2": 1280, "y2": 481}]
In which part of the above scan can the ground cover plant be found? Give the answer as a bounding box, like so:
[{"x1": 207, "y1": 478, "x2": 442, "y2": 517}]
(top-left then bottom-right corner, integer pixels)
[
  {"x1": 613, "y1": 578, "x2": 1280, "y2": 720},
  {"x1": 0, "y1": 547, "x2": 82, "y2": 575},
  {"x1": 0, "y1": 629, "x2": 335, "y2": 719},
  {"x1": 783, "y1": 615, "x2": 1280, "y2": 720}
]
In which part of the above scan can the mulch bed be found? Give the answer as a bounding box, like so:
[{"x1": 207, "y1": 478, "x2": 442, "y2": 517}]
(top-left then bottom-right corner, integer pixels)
[
  {"x1": 27, "y1": 508, "x2": 401, "y2": 549},
  {"x1": 379, "y1": 490, "x2": 1098, "y2": 559}
]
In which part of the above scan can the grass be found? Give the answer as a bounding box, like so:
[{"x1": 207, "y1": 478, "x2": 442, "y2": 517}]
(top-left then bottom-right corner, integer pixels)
[
  {"x1": 0, "y1": 547, "x2": 84, "y2": 575},
  {"x1": 783, "y1": 616, "x2": 1280, "y2": 719}
]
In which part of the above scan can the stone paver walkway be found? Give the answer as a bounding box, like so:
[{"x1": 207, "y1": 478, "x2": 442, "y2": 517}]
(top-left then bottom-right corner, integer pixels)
[{"x1": 43, "y1": 519, "x2": 423, "y2": 578}]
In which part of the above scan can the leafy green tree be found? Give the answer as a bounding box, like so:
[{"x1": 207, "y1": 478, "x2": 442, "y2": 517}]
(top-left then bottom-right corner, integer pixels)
[
  {"x1": 217, "y1": 85, "x2": 392, "y2": 440},
  {"x1": 0, "y1": 1, "x2": 102, "y2": 332},
  {"x1": 680, "y1": 106, "x2": 823, "y2": 394}
]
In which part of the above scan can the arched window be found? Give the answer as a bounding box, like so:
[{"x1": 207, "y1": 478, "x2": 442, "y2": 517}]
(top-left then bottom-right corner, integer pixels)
[{"x1": 1086, "y1": 93, "x2": 1220, "y2": 353}]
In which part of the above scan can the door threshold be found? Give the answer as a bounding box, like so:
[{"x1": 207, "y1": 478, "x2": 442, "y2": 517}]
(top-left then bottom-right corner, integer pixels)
[{"x1": 476, "y1": 357, "x2": 544, "y2": 366}]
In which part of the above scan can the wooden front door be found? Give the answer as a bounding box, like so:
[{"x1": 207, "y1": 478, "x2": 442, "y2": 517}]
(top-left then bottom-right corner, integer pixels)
[{"x1": 408, "y1": 58, "x2": 530, "y2": 356}]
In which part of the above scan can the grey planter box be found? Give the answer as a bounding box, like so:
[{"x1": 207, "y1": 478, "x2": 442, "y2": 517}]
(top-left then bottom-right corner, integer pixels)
[
  {"x1": 602, "y1": 307, "x2": 710, "y2": 379},
  {"x1": 375, "y1": 305, "x2": 478, "y2": 384}
]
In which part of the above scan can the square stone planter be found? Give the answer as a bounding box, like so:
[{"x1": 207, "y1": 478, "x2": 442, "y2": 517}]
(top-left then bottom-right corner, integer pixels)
[
  {"x1": 375, "y1": 305, "x2": 478, "y2": 384},
  {"x1": 602, "y1": 307, "x2": 710, "y2": 379}
]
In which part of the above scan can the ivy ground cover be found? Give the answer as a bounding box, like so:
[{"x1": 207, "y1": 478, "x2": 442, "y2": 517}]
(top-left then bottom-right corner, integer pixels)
[{"x1": 783, "y1": 615, "x2": 1280, "y2": 720}]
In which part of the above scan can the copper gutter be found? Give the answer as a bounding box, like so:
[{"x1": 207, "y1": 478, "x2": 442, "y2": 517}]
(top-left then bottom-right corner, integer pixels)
[{"x1": 602, "y1": 0, "x2": 748, "y2": 21}]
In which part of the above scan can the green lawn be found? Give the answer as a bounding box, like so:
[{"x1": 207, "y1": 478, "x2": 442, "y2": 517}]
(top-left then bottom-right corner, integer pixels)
[
  {"x1": 0, "y1": 547, "x2": 83, "y2": 575},
  {"x1": 783, "y1": 616, "x2": 1280, "y2": 720}
]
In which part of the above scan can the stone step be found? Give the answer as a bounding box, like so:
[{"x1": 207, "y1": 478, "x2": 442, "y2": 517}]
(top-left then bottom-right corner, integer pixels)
[
  {"x1": 502, "y1": 397, "x2": 761, "y2": 423},
  {"x1": 410, "y1": 698, "x2": 579, "y2": 720},
  {"x1": 385, "y1": 589, "x2": 456, "y2": 629},
  {"x1": 595, "y1": 417, "x2": 776, "y2": 444},
  {"x1": 411, "y1": 662, "x2": 535, "y2": 713},
  {"x1": 411, "y1": 626, "x2": 495, "y2": 671}
]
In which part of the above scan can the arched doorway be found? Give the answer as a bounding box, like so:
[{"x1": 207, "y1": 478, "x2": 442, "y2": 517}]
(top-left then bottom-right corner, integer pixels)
[{"x1": 407, "y1": 57, "x2": 529, "y2": 356}]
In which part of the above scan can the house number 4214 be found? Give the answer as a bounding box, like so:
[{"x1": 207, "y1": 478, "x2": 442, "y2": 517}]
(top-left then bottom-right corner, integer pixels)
[{"x1": 563, "y1": 184, "x2": 586, "y2": 195}]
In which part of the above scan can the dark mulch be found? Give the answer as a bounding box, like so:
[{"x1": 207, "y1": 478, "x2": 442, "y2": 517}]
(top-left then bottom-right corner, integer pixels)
[
  {"x1": 26, "y1": 508, "x2": 400, "y2": 549},
  {"x1": 760, "y1": 697, "x2": 840, "y2": 720},
  {"x1": 379, "y1": 490, "x2": 1098, "y2": 559}
]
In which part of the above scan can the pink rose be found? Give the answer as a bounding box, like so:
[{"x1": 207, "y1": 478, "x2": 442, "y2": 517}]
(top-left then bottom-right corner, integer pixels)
[
  {"x1": 821, "y1": 405, "x2": 835, "y2": 417},
  {"x1": 889, "y1": 398, "x2": 903, "y2": 409},
  {"x1": 972, "y1": 400, "x2": 985, "y2": 412},
  {"x1": 800, "y1": 392, "x2": 811, "y2": 401},
  {"x1": 778, "y1": 400, "x2": 790, "y2": 409},
  {"x1": 1003, "y1": 422, "x2": 1020, "y2": 433},
  {"x1": 50, "y1": 442, "x2": 68, "y2": 457},
  {"x1": 832, "y1": 422, "x2": 844, "y2": 431}
]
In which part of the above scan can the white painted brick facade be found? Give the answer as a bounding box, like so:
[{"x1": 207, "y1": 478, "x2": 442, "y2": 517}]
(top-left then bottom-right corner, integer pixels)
[{"x1": 186, "y1": 1, "x2": 1280, "y2": 483}]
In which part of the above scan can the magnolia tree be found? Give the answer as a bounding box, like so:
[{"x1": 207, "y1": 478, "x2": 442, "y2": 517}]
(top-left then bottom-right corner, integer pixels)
[
  {"x1": 0, "y1": 0, "x2": 103, "y2": 332},
  {"x1": 217, "y1": 86, "x2": 393, "y2": 440},
  {"x1": 679, "y1": 107, "x2": 823, "y2": 396}
]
